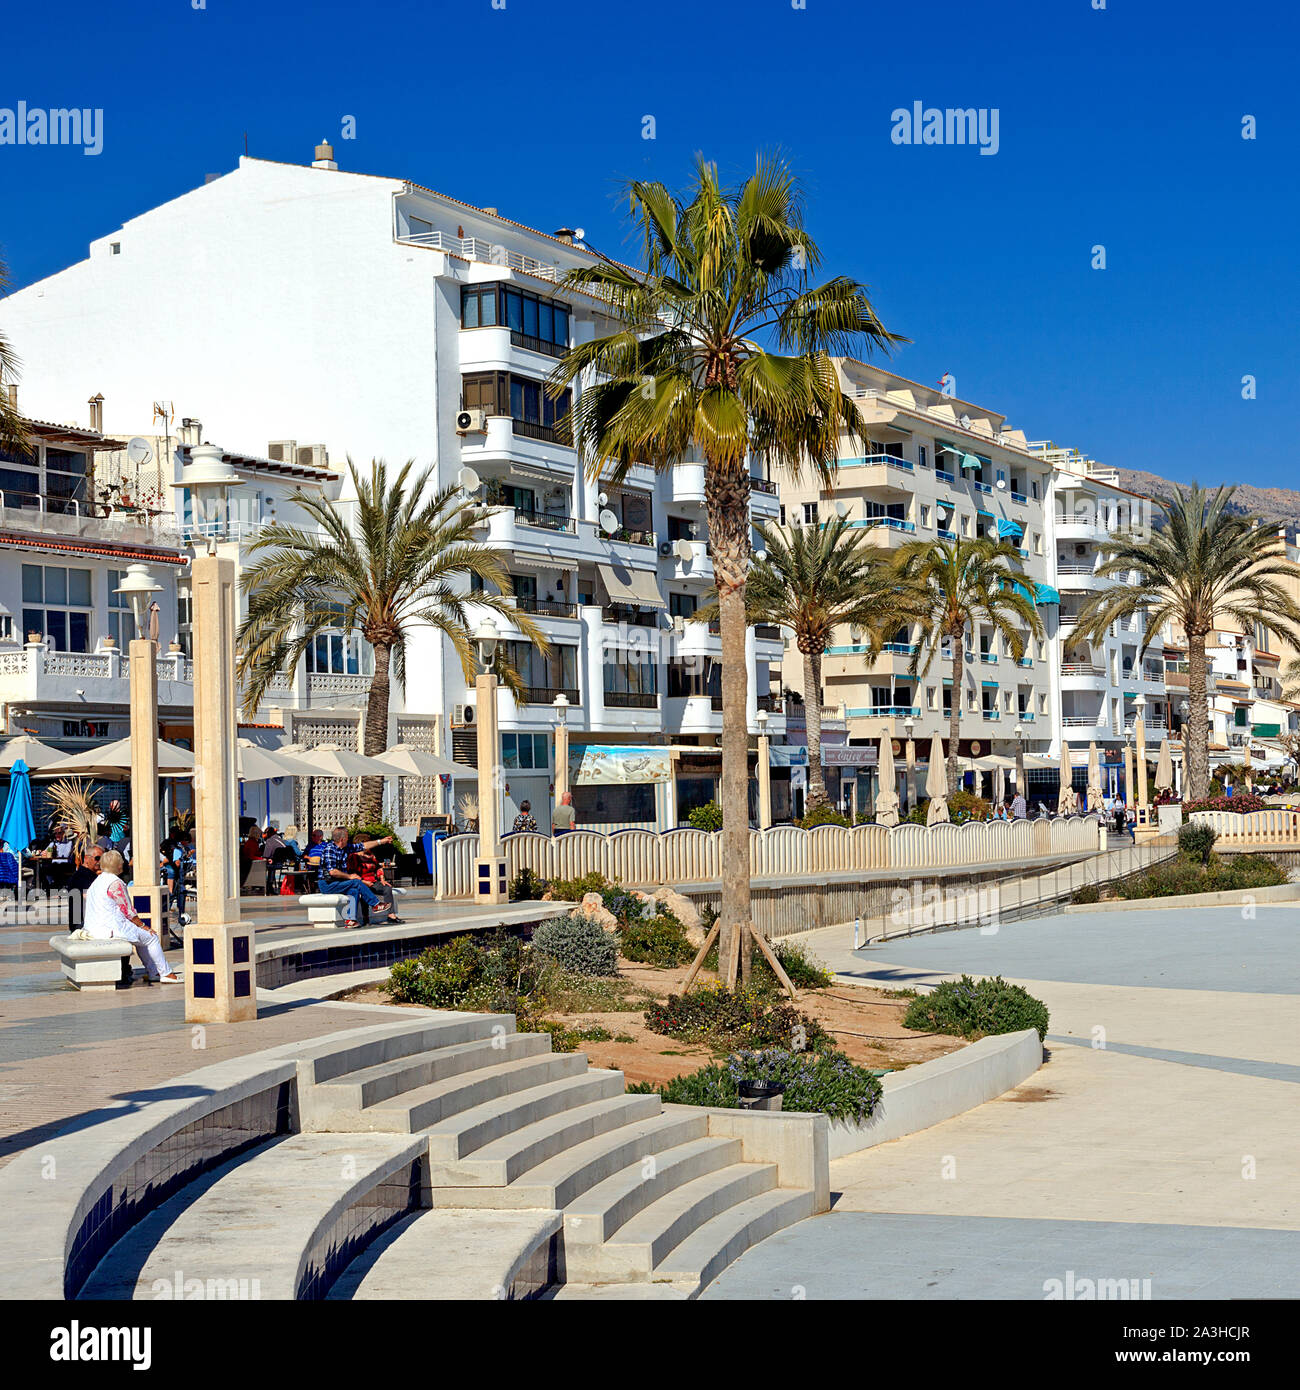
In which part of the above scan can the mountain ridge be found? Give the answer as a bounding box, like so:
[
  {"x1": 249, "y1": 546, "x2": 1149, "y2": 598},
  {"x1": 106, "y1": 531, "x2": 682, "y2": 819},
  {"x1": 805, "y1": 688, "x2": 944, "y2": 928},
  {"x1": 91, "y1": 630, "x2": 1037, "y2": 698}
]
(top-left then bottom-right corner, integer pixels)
[{"x1": 1113, "y1": 468, "x2": 1300, "y2": 532}]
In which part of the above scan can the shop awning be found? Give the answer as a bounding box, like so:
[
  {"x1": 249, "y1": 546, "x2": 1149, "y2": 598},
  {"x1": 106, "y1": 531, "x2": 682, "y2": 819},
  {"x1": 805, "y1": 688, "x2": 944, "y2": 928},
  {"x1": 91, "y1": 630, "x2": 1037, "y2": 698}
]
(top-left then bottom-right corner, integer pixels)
[
  {"x1": 1253, "y1": 723, "x2": 1282, "y2": 737},
  {"x1": 597, "y1": 562, "x2": 666, "y2": 608},
  {"x1": 997, "y1": 517, "x2": 1024, "y2": 538},
  {"x1": 769, "y1": 744, "x2": 809, "y2": 767}
]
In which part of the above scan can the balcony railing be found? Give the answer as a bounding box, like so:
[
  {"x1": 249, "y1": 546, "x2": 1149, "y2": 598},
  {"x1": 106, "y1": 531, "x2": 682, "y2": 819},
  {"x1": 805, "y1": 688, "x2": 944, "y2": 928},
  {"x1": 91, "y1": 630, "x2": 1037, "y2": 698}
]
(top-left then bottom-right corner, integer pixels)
[
  {"x1": 605, "y1": 690, "x2": 659, "y2": 709},
  {"x1": 882, "y1": 642, "x2": 918, "y2": 655},
  {"x1": 512, "y1": 418, "x2": 571, "y2": 445},
  {"x1": 604, "y1": 606, "x2": 658, "y2": 627},
  {"x1": 1060, "y1": 662, "x2": 1104, "y2": 676},
  {"x1": 520, "y1": 685, "x2": 580, "y2": 705},
  {"x1": 936, "y1": 469, "x2": 955, "y2": 483},
  {"x1": 753, "y1": 623, "x2": 781, "y2": 641},
  {"x1": 1011, "y1": 491, "x2": 1027, "y2": 504},
  {"x1": 748, "y1": 477, "x2": 778, "y2": 495},
  {"x1": 756, "y1": 693, "x2": 784, "y2": 712},
  {"x1": 844, "y1": 705, "x2": 921, "y2": 718},
  {"x1": 937, "y1": 528, "x2": 956, "y2": 540},
  {"x1": 511, "y1": 596, "x2": 578, "y2": 619},
  {"x1": 1062, "y1": 714, "x2": 1105, "y2": 727},
  {"x1": 512, "y1": 506, "x2": 575, "y2": 533},
  {"x1": 508, "y1": 329, "x2": 568, "y2": 360},
  {"x1": 978, "y1": 653, "x2": 998, "y2": 665},
  {"x1": 609, "y1": 527, "x2": 656, "y2": 547}
]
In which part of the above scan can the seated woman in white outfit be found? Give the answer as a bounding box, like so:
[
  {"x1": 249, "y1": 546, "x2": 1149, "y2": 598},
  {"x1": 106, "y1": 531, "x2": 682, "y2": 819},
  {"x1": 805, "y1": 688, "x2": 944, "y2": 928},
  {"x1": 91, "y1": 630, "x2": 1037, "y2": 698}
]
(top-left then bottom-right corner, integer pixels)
[{"x1": 85, "y1": 850, "x2": 181, "y2": 983}]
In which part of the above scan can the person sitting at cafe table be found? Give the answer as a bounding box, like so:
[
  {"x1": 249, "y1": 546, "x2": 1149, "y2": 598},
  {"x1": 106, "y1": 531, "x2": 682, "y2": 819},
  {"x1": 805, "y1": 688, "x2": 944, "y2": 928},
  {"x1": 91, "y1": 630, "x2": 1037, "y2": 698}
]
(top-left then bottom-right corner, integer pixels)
[{"x1": 311, "y1": 826, "x2": 403, "y2": 928}]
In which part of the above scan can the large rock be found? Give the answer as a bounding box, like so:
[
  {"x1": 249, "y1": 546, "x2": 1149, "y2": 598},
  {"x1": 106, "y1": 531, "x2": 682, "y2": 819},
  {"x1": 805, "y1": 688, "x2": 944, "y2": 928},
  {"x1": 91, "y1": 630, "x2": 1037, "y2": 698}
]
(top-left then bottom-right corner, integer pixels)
[
  {"x1": 649, "y1": 886, "x2": 704, "y2": 945},
  {"x1": 572, "y1": 892, "x2": 619, "y2": 932}
]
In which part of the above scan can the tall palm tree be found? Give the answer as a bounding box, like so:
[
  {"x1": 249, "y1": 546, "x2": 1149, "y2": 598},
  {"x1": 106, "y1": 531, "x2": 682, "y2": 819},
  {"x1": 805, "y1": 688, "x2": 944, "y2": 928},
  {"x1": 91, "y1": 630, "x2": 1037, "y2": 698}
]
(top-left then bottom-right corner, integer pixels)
[
  {"x1": 0, "y1": 255, "x2": 28, "y2": 453},
  {"x1": 1074, "y1": 484, "x2": 1300, "y2": 802},
  {"x1": 702, "y1": 515, "x2": 917, "y2": 809},
  {"x1": 548, "y1": 155, "x2": 903, "y2": 985},
  {"x1": 892, "y1": 536, "x2": 1042, "y2": 794},
  {"x1": 237, "y1": 458, "x2": 545, "y2": 820}
]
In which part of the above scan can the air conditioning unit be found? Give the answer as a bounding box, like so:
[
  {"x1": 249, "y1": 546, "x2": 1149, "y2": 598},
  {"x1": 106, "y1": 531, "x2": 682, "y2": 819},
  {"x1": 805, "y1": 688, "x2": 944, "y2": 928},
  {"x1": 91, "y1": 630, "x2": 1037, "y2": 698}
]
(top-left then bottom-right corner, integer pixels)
[
  {"x1": 452, "y1": 702, "x2": 476, "y2": 728},
  {"x1": 1074, "y1": 543, "x2": 1086, "y2": 556},
  {"x1": 296, "y1": 443, "x2": 328, "y2": 470},
  {"x1": 671, "y1": 615, "x2": 686, "y2": 634},
  {"x1": 456, "y1": 409, "x2": 488, "y2": 435},
  {"x1": 658, "y1": 541, "x2": 673, "y2": 558},
  {"x1": 268, "y1": 440, "x2": 296, "y2": 463}
]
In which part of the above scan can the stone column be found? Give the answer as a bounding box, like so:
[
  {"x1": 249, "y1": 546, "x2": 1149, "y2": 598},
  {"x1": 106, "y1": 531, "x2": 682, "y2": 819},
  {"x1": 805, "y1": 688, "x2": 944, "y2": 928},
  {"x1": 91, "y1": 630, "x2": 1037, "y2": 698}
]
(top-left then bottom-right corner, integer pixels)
[
  {"x1": 1123, "y1": 741, "x2": 1135, "y2": 809},
  {"x1": 757, "y1": 729, "x2": 772, "y2": 830},
  {"x1": 128, "y1": 638, "x2": 162, "y2": 942},
  {"x1": 553, "y1": 720, "x2": 570, "y2": 803},
  {"x1": 473, "y1": 671, "x2": 507, "y2": 903},
  {"x1": 185, "y1": 552, "x2": 256, "y2": 1023},
  {"x1": 905, "y1": 734, "x2": 917, "y2": 812}
]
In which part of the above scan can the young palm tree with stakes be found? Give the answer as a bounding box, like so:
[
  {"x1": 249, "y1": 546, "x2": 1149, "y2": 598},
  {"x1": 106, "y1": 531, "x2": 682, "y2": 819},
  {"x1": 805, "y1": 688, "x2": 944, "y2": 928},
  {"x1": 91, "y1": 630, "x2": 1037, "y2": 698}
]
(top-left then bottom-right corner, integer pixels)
[
  {"x1": 237, "y1": 458, "x2": 545, "y2": 820},
  {"x1": 701, "y1": 514, "x2": 917, "y2": 810},
  {"x1": 548, "y1": 155, "x2": 903, "y2": 986},
  {"x1": 892, "y1": 536, "x2": 1043, "y2": 795},
  {"x1": 1073, "y1": 484, "x2": 1300, "y2": 803}
]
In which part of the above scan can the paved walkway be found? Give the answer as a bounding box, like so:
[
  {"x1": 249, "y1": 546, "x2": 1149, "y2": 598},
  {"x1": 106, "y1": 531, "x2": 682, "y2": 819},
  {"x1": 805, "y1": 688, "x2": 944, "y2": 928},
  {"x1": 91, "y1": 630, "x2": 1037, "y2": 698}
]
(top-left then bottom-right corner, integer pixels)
[{"x1": 705, "y1": 903, "x2": 1300, "y2": 1299}]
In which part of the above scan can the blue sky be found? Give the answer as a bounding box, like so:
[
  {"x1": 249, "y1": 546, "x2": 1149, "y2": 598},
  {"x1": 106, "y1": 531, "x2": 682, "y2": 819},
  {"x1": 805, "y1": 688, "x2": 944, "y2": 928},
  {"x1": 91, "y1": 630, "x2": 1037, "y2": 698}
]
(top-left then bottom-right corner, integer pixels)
[{"x1": 2, "y1": 0, "x2": 1297, "y2": 489}]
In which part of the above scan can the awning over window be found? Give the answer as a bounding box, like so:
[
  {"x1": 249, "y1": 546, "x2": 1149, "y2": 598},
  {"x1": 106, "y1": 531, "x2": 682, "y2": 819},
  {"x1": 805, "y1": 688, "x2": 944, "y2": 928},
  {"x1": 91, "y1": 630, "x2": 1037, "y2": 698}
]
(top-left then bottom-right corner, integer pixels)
[
  {"x1": 996, "y1": 517, "x2": 1024, "y2": 538},
  {"x1": 1034, "y1": 583, "x2": 1060, "y2": 605},
  {"x1": 597, "y1": 561, "x2": 666, "y2": 609},
  {"x1": 1253, "y1": 723, "x2": 1282, "y2": 738},
  {"x1": 981, "y1": 680, "x2": 999, "y2": 689}
]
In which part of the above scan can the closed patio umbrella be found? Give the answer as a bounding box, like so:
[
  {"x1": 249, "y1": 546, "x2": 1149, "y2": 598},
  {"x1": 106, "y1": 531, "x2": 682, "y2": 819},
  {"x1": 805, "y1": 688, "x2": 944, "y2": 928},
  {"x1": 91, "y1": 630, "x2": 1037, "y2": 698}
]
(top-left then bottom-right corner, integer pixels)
[
  {"x1": 1155, "y1": 738, "x2": 1174, "y2": 795},
  {"x1": 0, "y1": 735, "x2": 69, "y2": 770},
  {"x1": 1057, "y1": 743, "x2": 1077, "y2": 815},
  {"x1": 47, "y1": 737, "x2": 195, "y2": 778},
  {"x1": 1086, "y1": 740, "x2": 1104, "y2": 811},
  {"x1": 370, "y1": 744, "x2": 475, "y2": 779},
  {"x1": 0, "y1": 758, "x2": 36, "y2": 854},
  {"x1": 925, "y1": 735, "x2": 949, "y2": 825},
  {"x1": 875, "y1": 735, "x2": 899, "y2": 827}
]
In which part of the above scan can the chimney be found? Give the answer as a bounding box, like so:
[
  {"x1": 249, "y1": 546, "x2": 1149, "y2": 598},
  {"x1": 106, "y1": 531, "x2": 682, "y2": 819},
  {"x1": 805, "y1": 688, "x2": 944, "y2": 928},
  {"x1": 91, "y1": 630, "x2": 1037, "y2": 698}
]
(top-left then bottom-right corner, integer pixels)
[
  {"x1": 88, "y1": 394, "x2": 104, "y2": 433},
  {"x1": 180, "y1": 417, "x2": 203, "y2": 446},
  {"x1": 554, "y1": 228, "x2": 576, "y2": 245},
  {"x1": 5, "y1": 383, "x2": 17, "y2": 412},
  {"x1": 312, "y1": 138, "x2": 337, "y2": 171}
]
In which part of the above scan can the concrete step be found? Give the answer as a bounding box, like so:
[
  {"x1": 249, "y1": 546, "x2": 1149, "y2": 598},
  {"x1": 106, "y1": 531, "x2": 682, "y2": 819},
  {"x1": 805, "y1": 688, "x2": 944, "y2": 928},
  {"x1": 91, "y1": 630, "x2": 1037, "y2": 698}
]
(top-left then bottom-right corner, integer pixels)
[
  {"x1": 77, "y1": 1133, "x2": 427, "y2": 1301},
  {"x1": 310, "y1": 1032, "x2": 553, "y2": 1118},
  {"x1": 655, "y1": 1187, "x2": 819, "y2": 1295},
  {"x1": 432, "y1": 1109, "x2": 708, "y2": 1212},
  {"x1": 546, "y1": 1281, "x2": 696, "y2": 1301},
  {"x1": 428, "y1": 1091, "x2": 661, "y2": 1187},
  {"x1": 327, "y1": 1209, "x2": 563, "y2": 1300},
  {"x1": 562, "y1": 1136, "x2": 743, "y2": 1247},
  {"x1": 296, "y1": 1013, "x2": 516, "y2": 1091},
  {"x1": 563, "y1": 1162, "x2": 778, "y2": 1283},
  {"x1": 361, "y1": 1051, "x2": 590, "y2": 1134}
]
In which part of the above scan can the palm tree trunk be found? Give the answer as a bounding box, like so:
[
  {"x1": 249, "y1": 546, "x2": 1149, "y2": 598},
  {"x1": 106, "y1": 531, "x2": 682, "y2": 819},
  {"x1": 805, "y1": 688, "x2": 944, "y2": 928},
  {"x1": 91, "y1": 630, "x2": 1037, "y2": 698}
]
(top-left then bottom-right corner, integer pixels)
[
  {"x1": 1186, "y1": 631, "x2": 1210, "y2": 801},
  {"x1": 947, "y1": 639, "x2": 963, "y2": 795},
  {"x1": 706, "y1": 464, "x2": 753, "y2": 989},
  {"x1": 803, "y1": 647, "x2": 827, "y2": 809},
  {"x1": 358, "y1": 642, "x2": 391, "y2": 822}
]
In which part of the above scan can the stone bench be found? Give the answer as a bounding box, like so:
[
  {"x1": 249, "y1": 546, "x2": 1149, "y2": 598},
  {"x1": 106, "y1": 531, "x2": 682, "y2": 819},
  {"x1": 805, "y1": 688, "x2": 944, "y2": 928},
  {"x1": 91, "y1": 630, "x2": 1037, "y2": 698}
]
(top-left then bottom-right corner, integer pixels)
[
  {"x1": 299, "y1": 893, "x2": 353, "y2": 929},
  {"x1": 49, "y1": 934, "x2": 133, "y2": 990}
]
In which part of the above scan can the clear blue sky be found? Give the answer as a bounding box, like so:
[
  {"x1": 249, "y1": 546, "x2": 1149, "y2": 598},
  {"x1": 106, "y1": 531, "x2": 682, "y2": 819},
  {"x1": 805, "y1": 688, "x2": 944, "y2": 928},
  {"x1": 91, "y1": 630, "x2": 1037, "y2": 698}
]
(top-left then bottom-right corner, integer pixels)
[{"x1": 2, "y1": 0, "x2": 1297, "y2": 489}]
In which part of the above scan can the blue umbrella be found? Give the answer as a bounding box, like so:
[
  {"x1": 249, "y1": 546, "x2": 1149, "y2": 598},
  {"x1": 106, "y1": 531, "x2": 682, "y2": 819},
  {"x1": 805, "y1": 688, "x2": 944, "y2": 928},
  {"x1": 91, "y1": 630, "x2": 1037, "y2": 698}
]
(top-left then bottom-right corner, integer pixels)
[{"x1": 0, "y1": 758, "x2": 36, "y2": 856}]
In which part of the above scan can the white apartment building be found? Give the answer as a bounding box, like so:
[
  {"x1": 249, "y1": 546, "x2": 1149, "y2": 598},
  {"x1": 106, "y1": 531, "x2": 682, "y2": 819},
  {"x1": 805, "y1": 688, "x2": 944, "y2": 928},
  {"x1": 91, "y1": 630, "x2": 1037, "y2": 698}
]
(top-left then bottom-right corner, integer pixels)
[
  {"x1": 774, "y1": 361, "x2": 1059, "y2": 808},
  {"x1": 0, "y1": 145, "x2": 784, "y2": 833}
]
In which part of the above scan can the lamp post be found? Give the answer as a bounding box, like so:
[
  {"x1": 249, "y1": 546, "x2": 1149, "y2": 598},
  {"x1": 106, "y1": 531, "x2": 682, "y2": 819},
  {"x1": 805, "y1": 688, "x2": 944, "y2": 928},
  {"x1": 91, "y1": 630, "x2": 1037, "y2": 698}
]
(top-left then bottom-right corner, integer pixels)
[
  {"x1": 903, "y1": 714, "x2": 916, "y2": 813},
  {"x1": 473, "y1": 618, "x2": 508, "y2": 904},
  {"x1": 171, "y1": 444, "x2": 253, "y2": 1022},
  {"x1": 755, "y1": 707, "x2": 772, "y2": 830},
  {"x1": 115, "y1": 563, "x2": 164, "y2": 946},
  {"x1": 1013, "y1": 720, "x2": 1026, "y2": 803},
  {"x1": 552, "y1": 691, "x2": 570, "y2": 811},
  {"x1": 1134, "y1": 691, "x2": 1150, "y2": 828}
]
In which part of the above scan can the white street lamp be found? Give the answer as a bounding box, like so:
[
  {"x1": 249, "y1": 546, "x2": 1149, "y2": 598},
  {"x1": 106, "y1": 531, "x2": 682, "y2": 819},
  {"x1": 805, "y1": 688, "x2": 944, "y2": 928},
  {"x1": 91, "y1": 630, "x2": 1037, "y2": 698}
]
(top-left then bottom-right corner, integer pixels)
[
  {"x1": 552, "y1": 691, "x2": 570, "y2": 726},
  {"x1": 902, "y1": 714, "x2": 916, "y2": 811},
  {"x1": 475, "y1": 617, "x2": 501, "y2": 668},
  {"x1": 552, "y1": 692, "x2": 571, "y2": 810},
  {"x1": 755, "y1": 706, "x2": 772, "y2": 829},
  {"x1": 172, "y1": 442, "x2": 237, "y2": 553},
  {"x1": 473, "y1": 617, "x2": 506, "y2": 902},
  {"x1": 113, "y1": 564, "x2": 163, "y2": 640}
]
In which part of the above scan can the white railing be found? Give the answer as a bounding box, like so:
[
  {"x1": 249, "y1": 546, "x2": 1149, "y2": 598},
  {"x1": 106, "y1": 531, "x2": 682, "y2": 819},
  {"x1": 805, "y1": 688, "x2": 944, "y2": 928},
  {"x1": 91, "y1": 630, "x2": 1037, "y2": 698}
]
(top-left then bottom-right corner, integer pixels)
[
  {"x1": 1190, "y1": 809, "x2": 1300, "y2": 845},
  {"x1": 397, "y1": 229, "x2": 615, "y2": 301},
  {"x1": 307, "y1": 673, "x2": 374, "y2": 700},
  {"x1": 434, "y1": 816, "x2": 1102, "y2": 898}
]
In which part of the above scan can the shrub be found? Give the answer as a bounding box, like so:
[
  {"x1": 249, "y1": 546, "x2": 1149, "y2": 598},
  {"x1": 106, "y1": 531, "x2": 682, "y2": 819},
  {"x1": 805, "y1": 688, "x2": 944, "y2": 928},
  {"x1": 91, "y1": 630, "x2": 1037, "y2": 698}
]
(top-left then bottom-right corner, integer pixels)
[
  {"x1": 548, "y1": 871, "x2": 618, "y2": 902},
  {"x1": 350, "y1": 818, "x2": 408, "y2": 854},
  {"x1": 384, "y1": 934, "x2": 486, "y2": 1008},
  {"x1": 903, "y1": 974, "x2": 1050, "y2": 1041},
  {"x1": 531, "y1": 913, "x2": 619, "y2": 977},
  {"x1": 796, "y1": 803, "x2": 851, "y2": 829},
  {"x1": 509, "y1": 867, "x2": 548, "y2": 901},
  {"x1": 644, "y1": 984, "x2": 832, "y2": 1052},
  {"x1": 1071, "y1": 883, "x2": 1100, "y2": 905},
  {"x1": 1118, "y1": 852, "x2": 1287, "y2": 899},
  {"x1": 1178, "y1": 822, "x2": 1218, "y2": 866},
  {"x1": 761, "y1": 940, "x2": 833, "y2": 991},
  {"x1": 1182, "y1": 793, "x2": 1268, "y2": 816},
  {"x1": 628, "y1": 1067, "x2": 738, "y2": 1108},
  {"x1": 687, "y1": 801, "x2": 724, "y2": 831},
  {"x1": 947, "y1": 789, "x2": 992, "y2": 824},
  {"x1": 619, "y1": 910, "x2": 694, "y2": 967}
]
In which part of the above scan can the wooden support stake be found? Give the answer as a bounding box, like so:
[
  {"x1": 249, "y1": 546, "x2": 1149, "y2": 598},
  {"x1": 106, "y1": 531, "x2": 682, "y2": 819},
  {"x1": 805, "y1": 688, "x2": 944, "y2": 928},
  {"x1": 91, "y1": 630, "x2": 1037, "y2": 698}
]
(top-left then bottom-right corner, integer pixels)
[
  {"x1": 678, "y1": 920, "x2": 720, "y2": 995},
  {"x1": 749, "y1": 922, "x2": 799, "y2": 1001}
]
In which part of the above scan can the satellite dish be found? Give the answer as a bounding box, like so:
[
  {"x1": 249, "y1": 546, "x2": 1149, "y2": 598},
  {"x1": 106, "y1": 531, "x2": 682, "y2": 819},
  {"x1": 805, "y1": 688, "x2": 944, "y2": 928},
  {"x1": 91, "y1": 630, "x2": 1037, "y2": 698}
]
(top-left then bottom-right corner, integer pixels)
[
  {"x1": 959, "y1": 413, "x2": 972, "y2": 429},
  {"x1": 574, "y1": 227, "x2": 586, "y2": 241},
  {"x1": 674, "y1": 538, "x2": 694, "y2": 562},
  {"x1": 599, "y1": 508, "x2": 618, "y2": 534},
  {"x1": 456, "y1": 466, "x2": 480, "y2": 493},
  {"x1": 995, "y1": 477, "x2": 1007, "y2": 490},
  {"x1": 753, "y1": 549, "x2": 767, "y2": 564},
  {"x1": 597, "y1": 492, "x2": 608, "y2": 507},
  {"x1": 127, "y1": 437, "x2": 152, "y2": 466},
  {"x1": 834, "y1": 500, "x2": 849, "y2": 518}
]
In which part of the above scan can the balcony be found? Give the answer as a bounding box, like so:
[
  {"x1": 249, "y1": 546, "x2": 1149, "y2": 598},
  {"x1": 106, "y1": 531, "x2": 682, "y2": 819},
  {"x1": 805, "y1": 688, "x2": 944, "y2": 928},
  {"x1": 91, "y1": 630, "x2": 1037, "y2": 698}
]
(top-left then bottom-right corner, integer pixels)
[
  {"x1": 978, "y1": 653, "x2": 998, "y2": 665},
  {"x1": 748, "y1": 477, "x2": 778, "y2": 495},
  {"x1": 608, "y1": 526, "x2": 656, "y2": 548},
  {"x1": 1011, "y1": 491, "x2": 1027, "y2": 504},
  {"x1": 845, "y1": 705, "x2": 921, "y2": 718},
  {"x1": 508, "y1": 329, "x2": 567, "y2": 360},
  {"x1": 882, "y1": 642, "x2": 919, "y2": 655},
  {"x1": 0, "y1": 489, "x2": 183, "y2": 550},
  {"x1": 936, "y1": 469, "x2": 955, "y2": 484},
  {"x1": 937, "y1": 528, "x2": 956, "y2": 540},
  {"x1": 756, "y1": 693, "x2": 784, "y2": 713},
  {"x1": 850, "y1": 516, "x2": 914, "y2": 534},
  {"x1": 754, "y1": 623, "x2": 781, "y2": 641},
  {"x1": 981, "y1": 709, "x2": 1001, "y2": 722},
  {"x1": 306, "y1": 672, "x2": 373, "y2": 702},
  {"x1": 0, "y1": 642, "x2": 194, "y2": 708},
  {"x1": 511, "y1": 596, "x2": 579, "y2": 620},
  {"x1": 519, "y1": 684, "x2": 580, "y2": 705},
  {"x1": 604, "y1": 690, "x2": 659, "y2": 709},
  {"x1": 604, "y1": 606, "x2": 659, "y2": 628},
  {"x1": 1060, "y1": 662, "x2": 1104, "y2": 676}
]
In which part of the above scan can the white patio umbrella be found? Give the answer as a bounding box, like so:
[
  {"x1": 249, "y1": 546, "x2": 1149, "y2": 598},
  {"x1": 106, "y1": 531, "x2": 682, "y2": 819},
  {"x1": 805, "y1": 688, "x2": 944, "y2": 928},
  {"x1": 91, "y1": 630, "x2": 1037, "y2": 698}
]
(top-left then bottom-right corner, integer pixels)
[
  {"x1": 279, "y1": 742, "x2": 396, "y2": 779},
  {"x1": 1086, "y1": 740, "x2": 1104, "y2": 812},
  {"x1": 236, "y1": 739, "x2": 321, "y2": 782},
  {"x1": 0, "y1": 734, "x2": 69, "y2": 770},
  {"x1": 1154, "y1": 738, "x2": 1174, "y2": 795},
  {"x1": 370, "y1": 743, "x2": 475, "y2": 779},
  {"x1": 46, "y1": 737, "x2": 195, "y2": 778},
  {"x1": 875, "y1": 735, "x2": 900, "y2": 827},
  {"x1": 925, "y1": 735, "x2": 949, "y2": 824},
  {"x1": 1057, "y1": 743, "x2": 1077, "y2": 815}
]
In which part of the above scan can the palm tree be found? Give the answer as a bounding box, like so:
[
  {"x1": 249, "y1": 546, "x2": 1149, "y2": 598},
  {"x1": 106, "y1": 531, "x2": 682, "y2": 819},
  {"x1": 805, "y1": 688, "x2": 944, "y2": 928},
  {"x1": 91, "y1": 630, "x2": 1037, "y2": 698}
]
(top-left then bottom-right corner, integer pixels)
[
  {"x1": 548, "y1": 155, "x2": 903, "y2": 985},
  {"x1": 236, "y1": 458, "x2": 545, "y2": 820},
  {"x1": 0, "y1": 255, "x2": 28, "y2": 452},
  {"x1": 892, "y1": 536, "x2": 1042, "y2": 794},
  {"x1": 702, "y1": 515, "x2": 916, "y2": 809},
  {"x1": 1073, "y1": 484, "x2": 1300, "y2": 802}
]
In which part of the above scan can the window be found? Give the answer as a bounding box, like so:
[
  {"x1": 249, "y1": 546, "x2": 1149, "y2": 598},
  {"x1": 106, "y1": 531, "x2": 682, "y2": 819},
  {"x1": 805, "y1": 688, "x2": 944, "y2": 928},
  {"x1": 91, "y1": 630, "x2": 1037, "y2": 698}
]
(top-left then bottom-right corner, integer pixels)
[
  {"x1": 176, "y1": 578, "x2": 193, "y2": 657},
  {"x1": 802, "y1": 501, "x2": 819, "y2": 525},
  {"x1": 920, "y1": 505, "x2": 931, "y2": 528},
  {"x1": 668, "y1": 591, "x2": 698, "y2": 619},
  {"x1": 107, "y1": 569, "x2": 132, "y2": 646},
  {"x1": 461, "y1": 372, "x2": 571, "y2": 435},
  {"x1": 778, "y1": 504, "x2": 786, "y2": 526},
  {"x1": 22, "y1": 564, "x2": 92, "y2": 651},
  {"x1": 668, "y1": 656, "x2": 715, "y2": 698},
  {"x1": 460, "y1": 284, "x2": 500, "y2": 329},
  {"x1": 666, "y1": 515, "x2": 698, "y2": 541},
  {"x1": 503, "y1": 640, "x2": 578, "y2": 699},
  {"x1": 1033, "y1": 530, "x2": 1042, "y2": 555},
  {"x1": 604, "y1": 653, "x2": 658, "y2": 705},
  {"x1": 1031, "y1": 481, "x2": 1039, "y2": 499},
  {"x1": 960, "y1": 514, "x2": 971, "y2": 537},
  {"x1": 501, "y1": 732, "x2": 549, "y2": 770},
  {"x1": 926, "y1": 685, "x2": 937, "y2": 709},
  {"x1": 305, "y1": 604, "x2": 374, "y2": 676},
  {"x1": 462, "y1": 285, "x2": 570, "y2": 355},
  {"x1": 918, "y1": 445, "x2": 929, "y2": 469}
]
